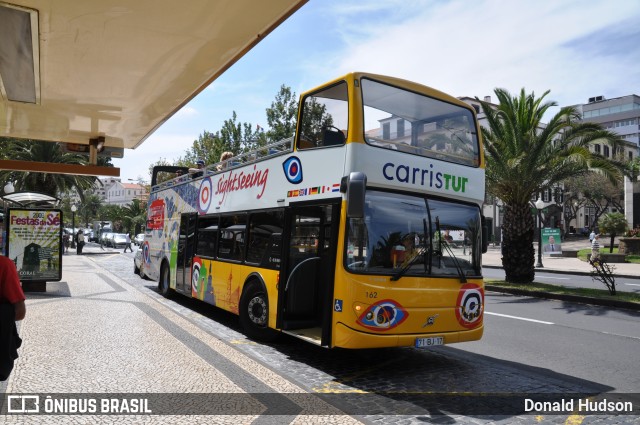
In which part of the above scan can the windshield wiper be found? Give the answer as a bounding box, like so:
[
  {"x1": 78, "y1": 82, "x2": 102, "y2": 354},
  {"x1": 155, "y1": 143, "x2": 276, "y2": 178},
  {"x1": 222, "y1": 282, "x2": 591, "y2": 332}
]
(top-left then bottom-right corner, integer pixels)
[
  {"x1": 435, "y1": 217, "x2": 467, "y2": 283},
  {"x1": 390, "y1": 246, "x2": 426, "y2": 282}
]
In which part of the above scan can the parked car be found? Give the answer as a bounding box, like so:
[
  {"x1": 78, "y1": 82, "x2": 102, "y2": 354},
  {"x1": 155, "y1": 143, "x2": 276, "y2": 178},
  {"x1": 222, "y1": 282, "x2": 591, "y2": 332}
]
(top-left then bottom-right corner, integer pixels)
[
  {"x1": 134, "y1": 233, "x2": 145, "y2": 246},
  {"x1": 110, "y1": 233, "x2": 128, "y2": 249},
  {"x1": 101, "y1": 232, "x2": 113, "y2": 247},
  {"x1": 133, "y1": 249, "x2": 145, "y2": 278}
]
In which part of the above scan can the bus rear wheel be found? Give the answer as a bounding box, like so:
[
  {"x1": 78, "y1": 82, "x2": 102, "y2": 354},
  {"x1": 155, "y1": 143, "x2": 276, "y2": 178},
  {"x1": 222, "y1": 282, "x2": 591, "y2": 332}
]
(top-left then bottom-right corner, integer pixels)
[
  {"x1": 239, "y1": 281, "x2": 278, "y2": 342},
  {"x1": 159, "y1": 263, "x2": 172, "y2": 297}
]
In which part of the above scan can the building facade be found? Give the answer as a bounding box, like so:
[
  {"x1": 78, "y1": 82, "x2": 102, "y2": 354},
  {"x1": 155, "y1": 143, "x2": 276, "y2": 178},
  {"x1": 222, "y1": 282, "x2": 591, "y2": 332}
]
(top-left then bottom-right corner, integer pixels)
[
  {"x1": 97, "y1": 178, "x2": 148, "y2": 206},
  {"x1": 461, "y1": 93, "x2": 640, "y2": 238},
  {"x1": 576, "y1": 95, "x2": 640, "y2": 229}
]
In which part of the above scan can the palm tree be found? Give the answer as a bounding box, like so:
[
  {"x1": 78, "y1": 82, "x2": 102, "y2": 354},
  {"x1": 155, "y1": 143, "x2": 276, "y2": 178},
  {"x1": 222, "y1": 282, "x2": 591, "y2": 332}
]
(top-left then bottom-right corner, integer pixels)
[
  {"x1": 0, "y1": 138, "x2": 104, "y2": 200},
  {"x1": 480, "y1": 88, "x2": 622, "y2": 283},
  {"x1": 121, "y1": 199, "x2": 147, "y2": 235},
  {"x1": 598, "y1": 212, "x2": 628, "y2": 254}
]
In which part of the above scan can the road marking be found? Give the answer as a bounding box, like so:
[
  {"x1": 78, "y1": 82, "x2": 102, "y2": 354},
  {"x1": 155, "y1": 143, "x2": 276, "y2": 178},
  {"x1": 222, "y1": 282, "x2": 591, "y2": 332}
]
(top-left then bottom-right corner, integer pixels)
[
  {"x1": 485, "y1": 312, "x2": 554, "y2": 325},
  {"x1": 535, "y1": 275, "x2": 570, "y2": 280},
  {"x1": 623, "y1": 283, "x2": 640, "y2": 287}
]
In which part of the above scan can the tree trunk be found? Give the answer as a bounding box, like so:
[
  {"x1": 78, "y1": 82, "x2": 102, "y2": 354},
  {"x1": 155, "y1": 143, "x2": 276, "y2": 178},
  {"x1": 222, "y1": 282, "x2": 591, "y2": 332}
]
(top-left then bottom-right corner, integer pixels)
[
  {"x1": 501, "y1": 203, "x2": 535, "y2": 283},
  {"x1": 610, "y1": 233, "x2": 615, "y2": 253}
]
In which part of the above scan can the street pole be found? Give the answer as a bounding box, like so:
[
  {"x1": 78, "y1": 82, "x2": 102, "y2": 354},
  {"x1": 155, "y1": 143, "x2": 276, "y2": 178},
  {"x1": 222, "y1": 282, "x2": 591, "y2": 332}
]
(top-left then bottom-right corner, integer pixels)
[
  {"x1": 71, "y1": 204, "x2": 77, "y2": 248},
  {"x1": 535, "y1": 199, "x2": 544, "y2": 268}
]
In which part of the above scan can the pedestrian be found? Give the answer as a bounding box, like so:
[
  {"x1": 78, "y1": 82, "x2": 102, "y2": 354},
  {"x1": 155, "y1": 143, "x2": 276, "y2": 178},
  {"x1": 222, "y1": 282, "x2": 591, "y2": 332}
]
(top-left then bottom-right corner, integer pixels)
[
  {"x1": 0, "y1": 255, "x2": 26, "y2": 381},
  {"x1": 589, "y1": 230, "x2": 595, "y2": 243},
  {"x1": 76, "y1": 230, "x2": 85, "y2": 255},
  {"x1": 124, "y1": 233, "x2": 133, "y2": 253},
  {"x1": 216, "y1": 151, "x2": 234, "y2": 171},
  {"x1": 189, "y1": 159, "x2": 206, "y2": 178},
  {"x1": 63, "y1": 232, "x2": 70, "y2": 254},
  {"x1": 590, "y1": 233, "x2": 601, "y2": 261}
]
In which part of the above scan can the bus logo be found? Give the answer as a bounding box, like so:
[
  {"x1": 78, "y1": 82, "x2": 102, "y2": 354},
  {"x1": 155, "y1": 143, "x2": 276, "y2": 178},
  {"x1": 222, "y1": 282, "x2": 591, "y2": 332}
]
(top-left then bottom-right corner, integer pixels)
[
  {"x1": 283, "y1": 156, "x2": 303, "y2": 184},
  {"x1": 197, "y1": 177, "x2": 213, "y2": 214},
  {"x1": 456, "y1": 283, "x2": 483, "y2": 328},
  {"x1": 357, "y1": 299, "x2": 408, "y2": 331},
  {"x1": 147, "y1": 199, "x2": 165, "y2": 230}
]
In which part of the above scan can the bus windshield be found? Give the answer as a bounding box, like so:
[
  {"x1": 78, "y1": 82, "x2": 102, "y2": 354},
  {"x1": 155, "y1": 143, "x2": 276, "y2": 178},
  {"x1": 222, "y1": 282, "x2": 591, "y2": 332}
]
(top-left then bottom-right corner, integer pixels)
[
  {"x1": 346, "y1": 191, "x2": 482, "y2": 278},
  {"x1": 362, "y1": 78, "x2": 480, "y2": 167}
]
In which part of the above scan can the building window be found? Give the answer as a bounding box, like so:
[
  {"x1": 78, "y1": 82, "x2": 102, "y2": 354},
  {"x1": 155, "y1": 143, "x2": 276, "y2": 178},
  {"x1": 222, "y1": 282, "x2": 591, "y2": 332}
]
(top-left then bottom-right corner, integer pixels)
[
  {"x1": 396, "y1": 119, "x2": 404, "y2": 139},
  {"x1": 542, "y1": 188, "x2": 551, "y2": 202},
  {"x1": 382, "y1": 122, "x2": 390, "y2": 140},
  {"x1": 594, "y1": 144, "x2": 601, "y2": 154},
  {"x1": 603, "y1": 145, "x2": 609, "y2": 157}
]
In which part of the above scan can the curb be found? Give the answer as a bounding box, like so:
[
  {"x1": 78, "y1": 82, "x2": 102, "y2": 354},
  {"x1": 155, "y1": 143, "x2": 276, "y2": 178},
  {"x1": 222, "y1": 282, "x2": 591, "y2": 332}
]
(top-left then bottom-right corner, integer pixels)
[
  {"x1": 483, "y1": 264, "x2": 640, "y2": 280},
  {"x1": 485, "y1": 284, "x2": 640, "y2": 311}
]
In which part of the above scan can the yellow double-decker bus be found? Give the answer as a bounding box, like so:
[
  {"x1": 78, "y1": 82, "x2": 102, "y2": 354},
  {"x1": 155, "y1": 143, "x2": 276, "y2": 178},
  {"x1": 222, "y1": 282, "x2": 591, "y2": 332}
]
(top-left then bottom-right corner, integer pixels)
[{"x1": 142, "y1": 72, "x2": 487, "y2": 349}]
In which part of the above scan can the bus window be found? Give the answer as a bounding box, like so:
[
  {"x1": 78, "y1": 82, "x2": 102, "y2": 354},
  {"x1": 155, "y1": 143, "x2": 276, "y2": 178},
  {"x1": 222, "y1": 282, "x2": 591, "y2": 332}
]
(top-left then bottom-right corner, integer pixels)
[
  {"x1": 217, "y1": 215, "x2": 247, "y2": 262},
  {"x1": 196, "y1": 216, "x2": 218, "y2": 258},
  {"x1": 361, "y1": 78, "x2": 480, "y2": 167},
  {"x1": 346, "y1": 190, "x2": 482, "y2": 277},
  {"x1": 246, "y1": 211, "x2": 284, "y2": 268},
  {"x1": 298, "y1": 81, "x2": 348, "y2": 150}
]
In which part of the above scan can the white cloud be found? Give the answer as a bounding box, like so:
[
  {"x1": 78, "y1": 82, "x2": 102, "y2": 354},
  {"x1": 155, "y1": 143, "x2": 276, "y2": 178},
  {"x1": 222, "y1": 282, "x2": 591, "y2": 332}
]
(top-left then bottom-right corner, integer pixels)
[
  {"x1": 113, "y1": 132, "x2": 198, "y2": 182},
  {"x1": 174, "y1": 106, "x2": 198, "y2": 118},
  {"x1": 114, "y1": 0, "x2": 640, "y2": 182},
  {"x1": 334, "y1": 0, "x2": 640, "y2": 108}
]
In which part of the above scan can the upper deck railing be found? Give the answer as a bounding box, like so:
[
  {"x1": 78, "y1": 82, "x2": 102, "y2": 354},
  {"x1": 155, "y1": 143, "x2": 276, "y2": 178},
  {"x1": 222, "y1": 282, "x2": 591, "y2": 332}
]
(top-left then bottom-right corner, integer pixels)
[{"x1": 151, "y1": 137, "x2": 293, "y2": 193}]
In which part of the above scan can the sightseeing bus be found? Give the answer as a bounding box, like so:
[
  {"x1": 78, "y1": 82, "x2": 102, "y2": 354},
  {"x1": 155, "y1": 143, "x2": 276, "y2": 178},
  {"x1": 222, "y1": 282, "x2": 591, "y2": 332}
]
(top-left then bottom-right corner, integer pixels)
[{"x1": 141, "y1": 72, "x2": 487, "y2": 349}]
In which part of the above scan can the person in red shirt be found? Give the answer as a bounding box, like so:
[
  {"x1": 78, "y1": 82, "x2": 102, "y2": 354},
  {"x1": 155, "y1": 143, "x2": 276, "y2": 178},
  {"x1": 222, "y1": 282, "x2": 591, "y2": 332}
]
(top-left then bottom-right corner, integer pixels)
[{"x1": 0, "y1": 256, "x2": 26, "y2": 320}]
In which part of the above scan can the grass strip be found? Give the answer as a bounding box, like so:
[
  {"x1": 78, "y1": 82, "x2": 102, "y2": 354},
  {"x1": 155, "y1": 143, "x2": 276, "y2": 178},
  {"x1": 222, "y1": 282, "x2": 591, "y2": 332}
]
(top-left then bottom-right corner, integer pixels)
[
  {"x1": 575, "y1": 248, "x2": 640, "y2": 264},
  {"x1": 485, "y1": 279, "x2": 640, "y2": 305}
]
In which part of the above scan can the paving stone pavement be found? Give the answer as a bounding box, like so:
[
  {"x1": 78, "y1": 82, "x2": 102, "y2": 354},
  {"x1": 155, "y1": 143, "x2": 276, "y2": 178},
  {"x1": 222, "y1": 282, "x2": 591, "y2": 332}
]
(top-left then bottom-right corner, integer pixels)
[{"x1": 1, "y1": 244, "x2": 637, "y2": 424}]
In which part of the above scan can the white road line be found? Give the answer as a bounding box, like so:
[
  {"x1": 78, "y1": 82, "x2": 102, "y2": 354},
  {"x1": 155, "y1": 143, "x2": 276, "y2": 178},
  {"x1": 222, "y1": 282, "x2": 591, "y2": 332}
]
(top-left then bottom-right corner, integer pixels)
[
  {"x1": 623, "y1": 283, "x2": 640, "y2": 287},
  {"x1": 535, "y1": 275, "x2": 570, "y2": 280},
  {"x1": 485, "y1": 312, "x2": 554, "y2": 325}
]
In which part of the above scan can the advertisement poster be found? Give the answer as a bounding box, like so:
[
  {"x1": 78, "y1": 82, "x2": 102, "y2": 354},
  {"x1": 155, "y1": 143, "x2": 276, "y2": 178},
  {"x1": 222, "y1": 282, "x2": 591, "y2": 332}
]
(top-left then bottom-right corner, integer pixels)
[
  {"x1": 541, "y1": 227, "x2": 562, "y2": 255},
  {"x1": 6, "y1": 208, "x2": 63, "y2": 282}
]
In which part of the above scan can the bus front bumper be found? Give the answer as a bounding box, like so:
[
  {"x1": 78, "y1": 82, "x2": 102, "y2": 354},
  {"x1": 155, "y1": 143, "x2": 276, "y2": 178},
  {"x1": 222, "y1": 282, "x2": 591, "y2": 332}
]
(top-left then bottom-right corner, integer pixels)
[{"x1": 332, "y1": 322, "x2": 484, "y2": 349}]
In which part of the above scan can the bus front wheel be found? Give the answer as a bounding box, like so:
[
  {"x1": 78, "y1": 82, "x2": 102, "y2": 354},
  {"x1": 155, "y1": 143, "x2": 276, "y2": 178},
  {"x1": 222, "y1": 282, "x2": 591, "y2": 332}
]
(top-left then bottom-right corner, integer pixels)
[
  {"x1": 239, "y1": 281, "x2": 278, "y2": 342},
  {"x1": 159, "y1": 263, "x2": 172, "y2": 297}
]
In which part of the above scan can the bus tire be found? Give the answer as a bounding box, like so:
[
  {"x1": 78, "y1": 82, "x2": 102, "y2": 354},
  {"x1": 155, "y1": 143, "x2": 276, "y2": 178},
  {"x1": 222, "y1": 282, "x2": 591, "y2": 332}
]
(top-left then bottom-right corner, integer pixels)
[
  {"x1": 239, "y1": 280, "x2": 278, "y2": 342},
  {"x1": 159, "y1": 262, "x2": 172, "y2": 297}
]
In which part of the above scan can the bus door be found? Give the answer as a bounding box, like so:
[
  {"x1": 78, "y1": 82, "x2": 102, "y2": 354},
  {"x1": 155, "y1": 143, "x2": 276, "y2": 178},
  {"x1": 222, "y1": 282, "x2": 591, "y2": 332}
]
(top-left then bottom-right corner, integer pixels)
[
  {"x1": 279, "y1": 201, "x2": 340, "y2": 346},
  {"x1": 176, "y1": 213, "x2": 197, "y2": 295}
]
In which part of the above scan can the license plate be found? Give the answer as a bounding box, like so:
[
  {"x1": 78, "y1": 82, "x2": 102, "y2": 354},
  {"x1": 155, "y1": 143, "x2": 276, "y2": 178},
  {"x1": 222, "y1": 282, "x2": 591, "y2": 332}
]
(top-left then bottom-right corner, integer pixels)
[{"x1": 415, "y1": 337, "x2": 444, "y2": 348}]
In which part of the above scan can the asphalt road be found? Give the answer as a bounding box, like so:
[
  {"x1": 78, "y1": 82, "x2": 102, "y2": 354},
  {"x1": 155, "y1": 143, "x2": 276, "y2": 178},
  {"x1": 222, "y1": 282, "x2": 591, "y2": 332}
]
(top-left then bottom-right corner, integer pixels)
[
  {"x1": 455, "y1": 292, "x2": 640, "y2": 393},
  {"x1": 483, "y1": 267, "x2": 640, "y2": 293},
  {"x1": 97, "y1": 249, "x2": 640, "y2": 422}
]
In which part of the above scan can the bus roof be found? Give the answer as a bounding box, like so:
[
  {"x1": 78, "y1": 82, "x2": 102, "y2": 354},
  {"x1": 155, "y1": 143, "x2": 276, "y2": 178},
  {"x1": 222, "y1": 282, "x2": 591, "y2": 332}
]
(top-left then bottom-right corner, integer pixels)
[{"x1": 0, "y1": 0, "x2": 306, "y2": 175}]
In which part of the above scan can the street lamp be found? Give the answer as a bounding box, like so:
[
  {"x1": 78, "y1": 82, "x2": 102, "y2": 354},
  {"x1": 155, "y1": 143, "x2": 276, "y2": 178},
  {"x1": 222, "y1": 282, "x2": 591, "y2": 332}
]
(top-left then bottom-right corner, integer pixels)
[
  {"x1": 71, "y1": 204, "x2": 77, "y2": 248},
  {"x1": 3, "y1": 181, "x2": 14, "y2": 194},
  {"x1": 535, "y1": 199, "x2": 544, "y2": 268}
]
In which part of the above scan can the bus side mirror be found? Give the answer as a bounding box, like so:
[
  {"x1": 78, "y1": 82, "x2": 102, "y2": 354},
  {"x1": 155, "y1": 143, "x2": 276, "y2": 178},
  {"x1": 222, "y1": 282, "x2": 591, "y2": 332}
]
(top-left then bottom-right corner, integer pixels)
[
  {"x1": 481, "y1": 216, "x2": 488, "y2": 253},
  {"x1": 341, "y1": 172, "x2": 367, "y2": 219}
]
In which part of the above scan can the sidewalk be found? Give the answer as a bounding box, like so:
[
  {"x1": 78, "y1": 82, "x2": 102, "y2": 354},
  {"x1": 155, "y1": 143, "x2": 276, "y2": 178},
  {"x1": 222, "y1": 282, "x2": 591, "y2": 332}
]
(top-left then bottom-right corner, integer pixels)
[
  {"x1": 483, "y1": 237, "x2": 640, "y2": 278},
  {"x1": 63, "y1": 242, "x2": 127, "y2": 256}
]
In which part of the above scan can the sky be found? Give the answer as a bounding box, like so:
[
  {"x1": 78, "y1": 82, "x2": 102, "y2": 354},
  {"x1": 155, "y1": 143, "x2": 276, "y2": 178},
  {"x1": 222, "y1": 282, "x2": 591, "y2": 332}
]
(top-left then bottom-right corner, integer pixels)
[{"x1": 114, "y1": 0, "x2": 640, "y2": 183}]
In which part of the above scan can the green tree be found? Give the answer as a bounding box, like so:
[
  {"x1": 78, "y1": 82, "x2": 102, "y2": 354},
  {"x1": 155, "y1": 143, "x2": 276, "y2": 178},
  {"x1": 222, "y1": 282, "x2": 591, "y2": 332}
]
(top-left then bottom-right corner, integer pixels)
[
  {"x1": 78, "y1": 193, "x2": 103, "y2": 227},
  {"x1": 598, "y1": 212, "x2": 628, "y2": 253},
  {"x1": 265, "y1": 85, "x2": 298, "y2": 142},
  {"x1": 219, "y1": 111, "x2": 263, "y2": 154},
  {"x1": 481, "y1": 88, "x2": 622, "y2": 283},
  {"x1": 121, "y1": 199, "x2": 147, "y2": 235},
  {"x1": 565, "y1": 172, "x2": 624, "y2": 229},
  {"x1": 0, "y1": 138, "x2": 103, "y2": 200},
  {"x1": 176, "y1": 131, "x2": 227, "y2": 168},
  {"x1": 99, "y1": 204, "x2": 126, "y2": 232}
]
